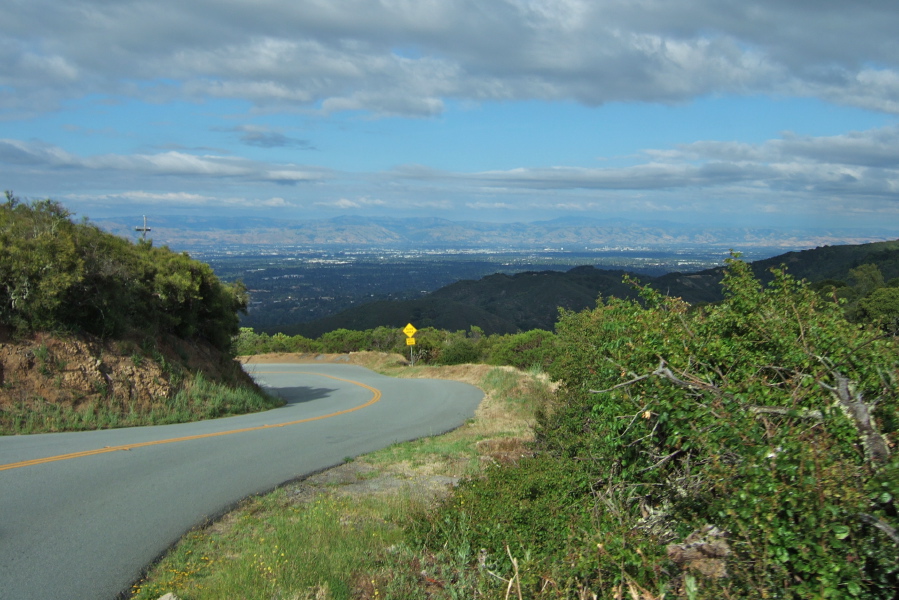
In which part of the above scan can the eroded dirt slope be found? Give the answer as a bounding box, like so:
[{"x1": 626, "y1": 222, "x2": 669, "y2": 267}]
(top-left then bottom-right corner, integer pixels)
[{"x1": 0, "y1": 327, "x2": 253, "y2": 418}]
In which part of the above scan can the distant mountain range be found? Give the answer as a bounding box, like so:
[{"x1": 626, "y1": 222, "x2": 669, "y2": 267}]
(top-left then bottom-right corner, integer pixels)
[
  {"x1": 94, "y1": 215, "x2": 898, "y2": 251},
  {"x1": 282, "y1": 239, "x2": 899, "y2": 337}
]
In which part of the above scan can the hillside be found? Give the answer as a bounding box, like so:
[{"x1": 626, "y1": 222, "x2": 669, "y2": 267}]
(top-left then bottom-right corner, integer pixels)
[
  {"x1": 0, "y1": 196, "x2": 278, "y2": 433},
  {"x1": 284, "y1": 239, "x2": 899, "y2": 336}
]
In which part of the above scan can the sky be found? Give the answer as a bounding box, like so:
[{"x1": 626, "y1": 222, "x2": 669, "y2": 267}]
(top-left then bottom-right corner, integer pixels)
[{"x1": 2, "y1": 0, "x2": 899, "y2": 232}]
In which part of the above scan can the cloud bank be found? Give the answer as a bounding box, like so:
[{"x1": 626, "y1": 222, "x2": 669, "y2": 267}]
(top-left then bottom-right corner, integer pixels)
[{"x1": 3, "y1": 0, "x2": 899, "y2": 117}]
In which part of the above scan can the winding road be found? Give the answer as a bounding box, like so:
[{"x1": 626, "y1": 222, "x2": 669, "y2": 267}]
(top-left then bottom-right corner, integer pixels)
[{"x1": 0, "y1": 363, "x2": 484, "y2": 600}]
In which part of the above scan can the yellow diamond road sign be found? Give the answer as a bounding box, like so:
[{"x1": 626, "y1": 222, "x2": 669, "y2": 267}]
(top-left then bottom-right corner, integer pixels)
[{"x1": 403, "y1": 323, "x2": 417, "y2": 337}]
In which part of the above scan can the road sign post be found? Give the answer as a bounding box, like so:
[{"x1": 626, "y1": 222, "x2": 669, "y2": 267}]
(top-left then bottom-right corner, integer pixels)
[{"x1": 403, "y1": 323, "x2": 417, "y2": 365}]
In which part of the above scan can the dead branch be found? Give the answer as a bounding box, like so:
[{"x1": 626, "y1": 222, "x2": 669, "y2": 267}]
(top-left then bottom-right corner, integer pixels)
[
  {"x1": 858, "y1": 513, "x2": 899, "y2": 545},
  {"x1": 639, "y1": 449, "x2": 683, "y2": 473},
  {"x1": 589, "y1": 373, "x2": 651, "y2": 394},
  {"x1": 747, "y1": 405, "x2": 823, "y2": 421},
  {"x1": 651, "y1": 360, "x2": 735, "y2": 400},
  {"x1": 820, "y1": 373, "x2": 890, "y2": 464}
]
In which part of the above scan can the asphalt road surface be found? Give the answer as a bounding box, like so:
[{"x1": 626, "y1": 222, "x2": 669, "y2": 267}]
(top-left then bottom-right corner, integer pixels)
[{"x1": 0, "y1": 363, "x2": 483, "y2": 600}]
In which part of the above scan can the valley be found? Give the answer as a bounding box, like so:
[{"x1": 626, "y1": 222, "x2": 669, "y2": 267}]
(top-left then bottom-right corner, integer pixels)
[{"x1": 202, "y1": 246, "x2": 776, "y2": 332}]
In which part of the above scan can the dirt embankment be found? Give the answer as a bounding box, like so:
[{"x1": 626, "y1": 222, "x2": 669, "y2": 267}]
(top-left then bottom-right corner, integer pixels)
[{"x1": 0, "y1": 328, "x2": 252, "y2": 417}]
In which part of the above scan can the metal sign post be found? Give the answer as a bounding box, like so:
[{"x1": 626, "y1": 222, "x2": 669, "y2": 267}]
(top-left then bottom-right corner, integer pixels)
[{"x1": 403, "y1": 323, "x2": 417, "y2": 366}]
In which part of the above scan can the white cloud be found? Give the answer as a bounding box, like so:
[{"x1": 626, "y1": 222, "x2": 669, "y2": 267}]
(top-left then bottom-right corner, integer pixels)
[
  {"x1": 317, "y1": 196, "x2": 388, "y2": 209},
  {"x1": 385, "y1": 125, "x2": 899, "y2": 206},
  {"x1": 0, "y1": 139, "x2": 331, "y2": 183},
  {"x1": 3, "y1": 0, "x2": 899, "y2": 116},
  {"x1": 66, "y1": 191, "x2": 299, "y2": 210},
  {"x1": 4, "y1": 121, "x2": 898, "y2": 226}
]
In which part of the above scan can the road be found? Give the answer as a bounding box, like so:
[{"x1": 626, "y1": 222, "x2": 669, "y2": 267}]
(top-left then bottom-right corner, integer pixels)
[{"x1": 0, "y1": 363, "x2": 483, "y2": 600}]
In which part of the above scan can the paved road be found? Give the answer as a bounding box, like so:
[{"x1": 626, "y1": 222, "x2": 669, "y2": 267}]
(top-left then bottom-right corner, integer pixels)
[{"x1": 0, "y1": 363, "x2": 483, "y2": 600}]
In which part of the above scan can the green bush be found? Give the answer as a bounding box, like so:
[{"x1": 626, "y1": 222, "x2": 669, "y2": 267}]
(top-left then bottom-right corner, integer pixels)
[
  {"x1": 418, "y1": 257, "x2": 899, "y2": 598},
  {"x1": 487, "y1": 329, "x2": 555, "y2": 369},
  {"x1": 319, "y1": 328, "x2": 372, "y2": 353},
  {"x1": 0, "y1": 194, "x2": 247, "y2": 352},
  {"x1": 436, "y1": 337, "x2": 481, "y2": 365}
]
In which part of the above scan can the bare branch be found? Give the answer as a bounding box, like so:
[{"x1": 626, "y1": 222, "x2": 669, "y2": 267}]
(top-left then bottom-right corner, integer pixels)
[
  {"x1": 589, "y1": 373, "x2": 651, "y2": 394},
  {"x1": 747, "y1": 405, "x2": 823, "y2": 421},
  {"x1": 639, "y1": 449, "x2": 683, "y2": 473},
  {"x1": 858, "y1": 513, "x2": 899, "y2": 545},
  {"x1": 821, "y1": 373, "x2": 890, "y2": 464}
]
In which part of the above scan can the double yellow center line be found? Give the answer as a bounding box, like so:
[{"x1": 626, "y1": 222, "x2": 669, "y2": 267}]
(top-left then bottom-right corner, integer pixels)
[{"x1": 0, "y1": 371, "x2": 381, "y2": 472}]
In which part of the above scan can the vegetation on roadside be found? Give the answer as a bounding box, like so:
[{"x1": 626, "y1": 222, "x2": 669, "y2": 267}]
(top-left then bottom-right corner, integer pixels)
[
  {"x1": 234, "y1": 324, "x2": 557, "y2": 370},
  {"x1": 0, "y1": 194, "x2": 277, "y2": 434},
  {"x1": 144, "y1": 257, "x2": 899, "y2": 599},
  {"x1": 2, "y1": 371, "x2": 280, "y2": 434},
  {"x1": 416, "y1": 257, "x2": 899, "y2": 598}
]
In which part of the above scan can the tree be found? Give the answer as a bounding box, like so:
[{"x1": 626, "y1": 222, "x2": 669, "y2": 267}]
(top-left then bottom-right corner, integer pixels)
[
  {"x1": 850, "y1": 263, "x2": 885, "y2": 297},
  {"x1": 859, "y1": 286, "x2": 899, "y2": 332},
  {"x1": 0, "y1": 195, "x2": 248, "y2": 352}
]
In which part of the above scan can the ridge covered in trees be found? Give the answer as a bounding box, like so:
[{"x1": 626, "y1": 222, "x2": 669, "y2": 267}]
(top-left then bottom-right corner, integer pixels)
[{"x1": 280, "y1": 240, "x2": 899, "y2": 337}]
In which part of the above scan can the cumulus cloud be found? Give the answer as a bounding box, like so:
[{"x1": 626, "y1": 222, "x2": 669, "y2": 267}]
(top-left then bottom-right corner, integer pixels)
[
  {"x1": 389, "y1": 125, "x2": 899, "y2": 206},
  {"x1": 2, "y1": 0, "x2": 898, "y2": 116}
]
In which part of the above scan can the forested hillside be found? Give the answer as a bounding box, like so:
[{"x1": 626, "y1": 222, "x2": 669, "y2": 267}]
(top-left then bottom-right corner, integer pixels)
[
  {"x1": 0, "y1": 195, "x2": 278, "y2": 434},
  {"x1": 283, "y1": 240, "x2": 899, "y2": 337}
]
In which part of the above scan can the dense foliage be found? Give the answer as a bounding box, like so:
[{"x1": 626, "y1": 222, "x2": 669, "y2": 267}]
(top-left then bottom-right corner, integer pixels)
[
  {"x1": 233, "y1": 324, "x2": 556, "y2": 369},
  {"x1": 0, "y1": 194, "x2": 247, "y2": 351},
  {"x1": 419, "y1": 258, "x2": 899, "y2": 598}
]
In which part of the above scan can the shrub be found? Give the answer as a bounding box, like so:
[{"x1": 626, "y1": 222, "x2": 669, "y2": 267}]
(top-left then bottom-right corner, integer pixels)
[
  {"x1": 0, "y1": 195, "x2": 247, "y2": 352},
  {"x1": 487, "y1": 329, "x2": 555, "y2": 369},
  {"x1": 436, "y1": 337, "x2": 481, "y2": 365},
  {"x1": 420, "y1": 257, "x2": 899, "y2": 598}
]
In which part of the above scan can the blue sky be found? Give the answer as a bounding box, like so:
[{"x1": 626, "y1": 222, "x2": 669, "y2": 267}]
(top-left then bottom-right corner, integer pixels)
[{"x1": 2, "y1": 0, "x2": 898, "y2": 233}]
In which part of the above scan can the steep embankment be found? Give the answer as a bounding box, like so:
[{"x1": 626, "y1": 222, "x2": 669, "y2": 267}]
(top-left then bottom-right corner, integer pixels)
[
  {"x1": 0, "y1": 196, "x2": 277, "y2": 434},
  {"x1": 0, "y1": 329, "x2": 277, "y2": 434}
]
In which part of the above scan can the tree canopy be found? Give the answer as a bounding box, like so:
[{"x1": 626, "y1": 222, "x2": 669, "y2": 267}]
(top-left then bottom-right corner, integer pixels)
[{"x1": 0, "y1": 194, "x2": 246, "y2": 351}]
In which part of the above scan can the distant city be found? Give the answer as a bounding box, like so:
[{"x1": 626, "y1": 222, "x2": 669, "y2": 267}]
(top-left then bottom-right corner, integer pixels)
[
  {"x1": 93, "y1": 215, "x2": 898, "y2": 332},
  {"x1": 202, "y1": 246, "x2": 778, "y2": 331}
]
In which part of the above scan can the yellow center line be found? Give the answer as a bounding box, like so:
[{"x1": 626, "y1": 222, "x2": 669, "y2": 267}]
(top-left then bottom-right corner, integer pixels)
[{"x1": 0, "y1": 371, "x2": 381, "y2": 472}]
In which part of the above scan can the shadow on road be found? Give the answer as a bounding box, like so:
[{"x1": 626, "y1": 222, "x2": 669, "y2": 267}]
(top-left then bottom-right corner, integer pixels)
[{"x1": 264, "y1": 386, "x2": 336, "y2": 406}]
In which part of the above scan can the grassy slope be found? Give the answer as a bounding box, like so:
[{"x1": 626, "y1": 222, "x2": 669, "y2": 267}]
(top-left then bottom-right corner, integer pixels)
[{"x1": 0, "y1": 332, "x2": 281, "y2": 435}]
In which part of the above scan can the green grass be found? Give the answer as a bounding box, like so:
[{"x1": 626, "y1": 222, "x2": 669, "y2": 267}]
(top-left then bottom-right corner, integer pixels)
[{"x1": 131, "y1": 491, "x2": 411, "y2": 599}]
